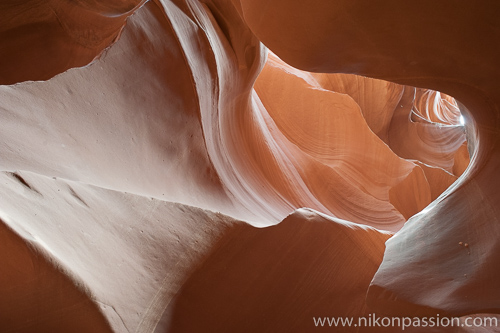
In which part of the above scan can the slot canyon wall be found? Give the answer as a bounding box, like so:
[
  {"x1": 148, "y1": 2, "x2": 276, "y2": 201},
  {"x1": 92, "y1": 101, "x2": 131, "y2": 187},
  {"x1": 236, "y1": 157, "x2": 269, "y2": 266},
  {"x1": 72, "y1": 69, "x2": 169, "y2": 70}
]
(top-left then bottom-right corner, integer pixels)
[{"x1": 0, "y1": 0, "x2": 498, "y2": 332}]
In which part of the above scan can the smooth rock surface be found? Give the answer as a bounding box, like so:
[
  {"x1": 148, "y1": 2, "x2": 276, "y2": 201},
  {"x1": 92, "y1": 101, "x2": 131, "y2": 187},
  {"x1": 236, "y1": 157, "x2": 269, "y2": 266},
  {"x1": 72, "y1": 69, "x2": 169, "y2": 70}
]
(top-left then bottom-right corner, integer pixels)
[{"x1": 3, "y1": 0, "x2": 497, "y2": 332}]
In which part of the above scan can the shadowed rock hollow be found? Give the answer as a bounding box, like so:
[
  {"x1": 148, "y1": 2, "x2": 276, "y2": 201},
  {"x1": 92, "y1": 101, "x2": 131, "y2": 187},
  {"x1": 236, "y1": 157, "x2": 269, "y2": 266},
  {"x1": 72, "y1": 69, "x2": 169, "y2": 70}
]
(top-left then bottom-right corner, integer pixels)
[{"x1": 1, "y1": 0, "x2": 498, "y2": 332}]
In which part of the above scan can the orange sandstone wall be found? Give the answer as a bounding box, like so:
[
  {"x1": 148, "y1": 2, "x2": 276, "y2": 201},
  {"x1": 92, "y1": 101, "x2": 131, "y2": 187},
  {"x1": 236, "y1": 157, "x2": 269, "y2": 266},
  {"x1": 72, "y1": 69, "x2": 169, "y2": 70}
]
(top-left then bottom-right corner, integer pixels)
[{"x1": 2, "y1": 0, "x2": 497, "y2": 332}]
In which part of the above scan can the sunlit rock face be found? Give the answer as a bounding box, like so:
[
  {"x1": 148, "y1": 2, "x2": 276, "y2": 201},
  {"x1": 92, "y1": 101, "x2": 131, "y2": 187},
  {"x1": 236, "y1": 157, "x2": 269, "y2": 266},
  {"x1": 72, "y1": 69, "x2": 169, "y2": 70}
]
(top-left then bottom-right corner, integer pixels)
[
  {"x1": 237, "y1": 0, "x2": 500, "y2": 322},
  {"x1": 253, "y1": 53, "x2": 467, "y2": 228},
  {"x1": 2, "y1": 0, "x2": 499, "y2": 332}
]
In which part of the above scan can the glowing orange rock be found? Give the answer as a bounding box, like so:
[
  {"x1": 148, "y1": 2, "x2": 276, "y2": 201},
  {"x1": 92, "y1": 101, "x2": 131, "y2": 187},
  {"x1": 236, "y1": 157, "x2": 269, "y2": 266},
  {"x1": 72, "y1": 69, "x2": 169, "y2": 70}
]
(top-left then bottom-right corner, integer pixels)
[
  {"x1": 1, "y1": 0, "x2": 494, "y2": 331},
  {"x1": 235, "y1": 0, "x2": 500, "y2": 318}
]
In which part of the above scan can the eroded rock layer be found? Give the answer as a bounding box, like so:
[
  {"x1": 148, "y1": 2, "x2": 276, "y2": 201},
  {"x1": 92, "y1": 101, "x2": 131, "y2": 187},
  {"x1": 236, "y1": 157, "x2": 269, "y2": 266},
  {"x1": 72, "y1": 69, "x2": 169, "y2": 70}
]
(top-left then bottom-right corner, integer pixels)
[
  {"x1": 234, "y1": 0, "x2": 500, "y2": 321},
  {"x1": 2, "y1": 0, "x2": 497, "y2": 332}
]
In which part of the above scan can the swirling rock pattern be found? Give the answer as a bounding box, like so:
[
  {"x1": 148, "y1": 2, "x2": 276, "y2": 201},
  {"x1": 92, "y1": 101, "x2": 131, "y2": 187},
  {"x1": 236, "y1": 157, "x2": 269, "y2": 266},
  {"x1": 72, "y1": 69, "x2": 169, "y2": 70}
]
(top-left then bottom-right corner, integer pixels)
[{"x1": 2, "y1": 0, "x2": 497, "y2": 332}]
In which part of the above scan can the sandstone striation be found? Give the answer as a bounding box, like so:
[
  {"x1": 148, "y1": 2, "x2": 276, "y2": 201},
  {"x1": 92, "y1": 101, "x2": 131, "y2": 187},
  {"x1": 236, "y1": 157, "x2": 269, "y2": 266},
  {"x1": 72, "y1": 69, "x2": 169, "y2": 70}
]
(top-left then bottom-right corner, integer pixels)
[{"x1": 2, "y1": 0, "x2": 497, "y2": 332}]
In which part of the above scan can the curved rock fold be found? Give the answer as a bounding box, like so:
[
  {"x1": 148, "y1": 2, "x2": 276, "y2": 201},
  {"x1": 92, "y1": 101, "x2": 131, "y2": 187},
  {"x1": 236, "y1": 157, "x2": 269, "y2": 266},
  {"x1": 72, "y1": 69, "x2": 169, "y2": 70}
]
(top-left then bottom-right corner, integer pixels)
[{"x1": 2, "y1": 0, "x2": 498, "y2": 332}]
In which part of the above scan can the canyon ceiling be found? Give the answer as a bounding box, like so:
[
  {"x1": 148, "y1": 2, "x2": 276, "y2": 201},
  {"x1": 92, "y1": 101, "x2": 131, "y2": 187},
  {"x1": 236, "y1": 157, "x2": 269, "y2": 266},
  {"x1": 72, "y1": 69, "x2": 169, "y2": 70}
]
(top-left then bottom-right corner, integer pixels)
[{"x1": 0, "y1": 0, "x2": 499, "y2": 332}]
